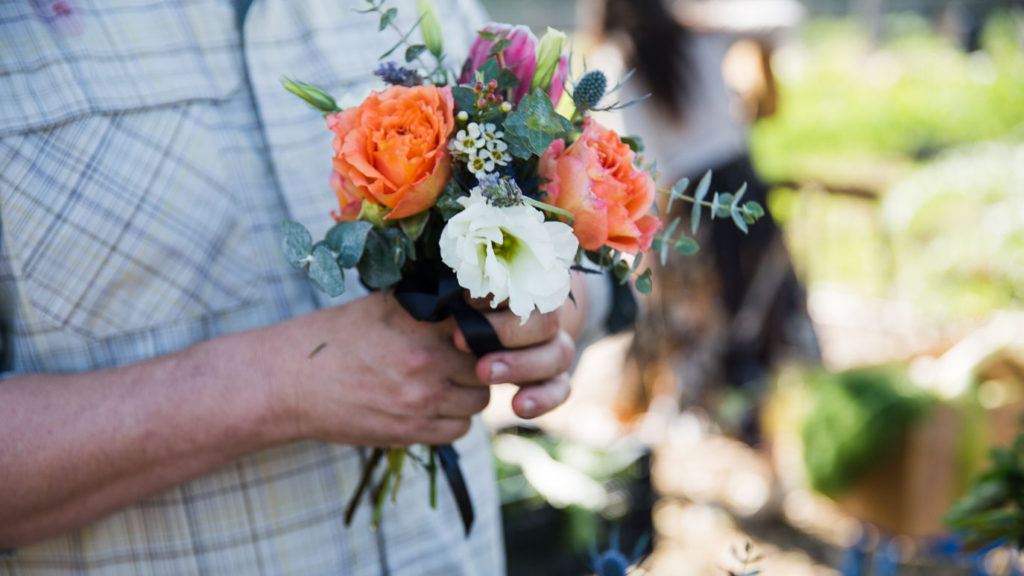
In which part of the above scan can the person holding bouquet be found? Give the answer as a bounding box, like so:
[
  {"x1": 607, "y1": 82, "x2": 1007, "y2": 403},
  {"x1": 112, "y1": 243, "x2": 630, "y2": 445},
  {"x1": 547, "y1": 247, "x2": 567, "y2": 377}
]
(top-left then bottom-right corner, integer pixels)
[{"x1": 0, "y1": 1, "x2": 615, "y2": 574}]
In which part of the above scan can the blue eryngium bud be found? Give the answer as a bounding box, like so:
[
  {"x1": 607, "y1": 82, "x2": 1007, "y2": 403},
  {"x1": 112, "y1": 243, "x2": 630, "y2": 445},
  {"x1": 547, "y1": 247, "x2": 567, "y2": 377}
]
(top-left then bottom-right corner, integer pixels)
[{"x1": 572, "y1": 70, "x2": 607, "y2": 111}]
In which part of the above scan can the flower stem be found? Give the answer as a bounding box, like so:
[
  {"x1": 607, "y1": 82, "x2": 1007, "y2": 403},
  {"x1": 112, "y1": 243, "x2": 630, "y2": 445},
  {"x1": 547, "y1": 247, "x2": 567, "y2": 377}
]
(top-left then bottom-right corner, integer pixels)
[{"x1": 523, "y1": 196, "x2": 575, "y2": 224}]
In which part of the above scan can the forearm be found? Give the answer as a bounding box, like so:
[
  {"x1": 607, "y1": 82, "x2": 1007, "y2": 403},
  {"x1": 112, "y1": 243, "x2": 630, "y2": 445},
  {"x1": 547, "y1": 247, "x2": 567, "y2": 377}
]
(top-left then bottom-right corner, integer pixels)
[{"x1": 0, "y1": 328, "x2": 288, "y2": 548}]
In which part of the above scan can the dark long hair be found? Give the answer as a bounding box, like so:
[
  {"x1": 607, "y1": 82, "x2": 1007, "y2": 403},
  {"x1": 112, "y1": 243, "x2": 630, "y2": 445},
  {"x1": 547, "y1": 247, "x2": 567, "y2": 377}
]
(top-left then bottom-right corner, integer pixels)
[{"x1": 601, "y1": 0, "x2": 692, "y2": 119}]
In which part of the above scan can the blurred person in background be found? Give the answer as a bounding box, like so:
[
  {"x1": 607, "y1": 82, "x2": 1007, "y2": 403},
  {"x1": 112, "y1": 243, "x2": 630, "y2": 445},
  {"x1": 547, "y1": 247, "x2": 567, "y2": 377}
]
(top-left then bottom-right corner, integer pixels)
[{"x1": 586, "y1": 0, "x2": 819, "y2": 442}]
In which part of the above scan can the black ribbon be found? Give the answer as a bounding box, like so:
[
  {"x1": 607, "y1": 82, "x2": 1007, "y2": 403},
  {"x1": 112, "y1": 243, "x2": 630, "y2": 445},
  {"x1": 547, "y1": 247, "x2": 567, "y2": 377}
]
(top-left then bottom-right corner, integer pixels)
[{"x1": 393, "y1": 261, "x2": 503, "y2": 535}]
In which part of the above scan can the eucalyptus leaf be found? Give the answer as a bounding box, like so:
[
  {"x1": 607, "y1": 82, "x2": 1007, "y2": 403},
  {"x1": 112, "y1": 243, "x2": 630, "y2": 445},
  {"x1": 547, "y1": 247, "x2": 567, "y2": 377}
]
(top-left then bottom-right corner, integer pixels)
[
  {"x1": 281, "y1": 220, "x2": 313, "y2": 268},
  {"x1": 715, "y1": 193, "x2": 734, "y2": 218},
  {"x1": 635, "y1": 268, "x2": 653, "y2": 295},
  {"x1": 405, "y1": 44, "x2": 427, "y2": 63},
  {"x1": 308, "y1": 244, "x2": 346, "y2": 297},
  {"x1": 452, "y1": 86, "x2": 476, "y2": 114},
  {"x1": 667, "y1": 178, "x2": 689, "y2": 214},
  {"x1": 691, "y1": 170, "x2": 712, "y2": 235},
  {"x1": 730, "y1": 205, "x2": 749, "y2": 234},
  {"x1": 660, "y1": 217, "x2": 680, "y2": 266},
  {"x1": 503, "y1": 89, "x2": 571, "y2": 159},
  {"x1": 674, "y1": 236, "x2": 700, "y2": 255},
  {"x1": 357, "y1": 231, "x2": 403, "y2": 289},
  {"x1": 399, "y1": 210, "x2": 431, "y2": 243},
  {"x1": 379, "y1": 7, "x2": 397, "y2": 30},
  {"x1": 325, "y1": 220, "x2": 373, "y2": 268}
]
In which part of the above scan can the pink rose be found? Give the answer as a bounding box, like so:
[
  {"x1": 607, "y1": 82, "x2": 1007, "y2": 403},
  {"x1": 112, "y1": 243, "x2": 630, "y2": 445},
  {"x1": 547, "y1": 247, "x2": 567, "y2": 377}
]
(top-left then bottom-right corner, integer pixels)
[
  {"x1": 539, "y1": 118, "x2": 661, "y2": 253},
  {"x1": 460, "y1": 24, "x2": 568, "y2": 106}
]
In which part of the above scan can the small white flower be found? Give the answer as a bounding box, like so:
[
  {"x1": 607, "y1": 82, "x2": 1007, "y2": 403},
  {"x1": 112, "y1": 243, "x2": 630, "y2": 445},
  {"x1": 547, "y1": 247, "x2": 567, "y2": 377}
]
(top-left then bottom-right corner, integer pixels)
[
  {"x1": 439, "y1": 188, "x2": 578, "y2": 322},
  {"x1": 453, "y1": 123, "x2": 485, "y2": 154},
  {"x1": 467, "y1": 149, "x2": 496, "y2": 176},
  {"x1": 487, "y1": 142, "x2": 511, "y2": 166}
]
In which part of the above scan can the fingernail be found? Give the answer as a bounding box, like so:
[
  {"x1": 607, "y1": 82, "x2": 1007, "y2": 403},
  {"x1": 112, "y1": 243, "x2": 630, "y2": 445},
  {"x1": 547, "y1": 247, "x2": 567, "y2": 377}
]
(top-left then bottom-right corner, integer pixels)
[
  {"x1": 520, "y1": 399, "x2": 537, "y2": 417},
  {"x1": 489, "y1": 361, "x2": 509, "y2": 383}
]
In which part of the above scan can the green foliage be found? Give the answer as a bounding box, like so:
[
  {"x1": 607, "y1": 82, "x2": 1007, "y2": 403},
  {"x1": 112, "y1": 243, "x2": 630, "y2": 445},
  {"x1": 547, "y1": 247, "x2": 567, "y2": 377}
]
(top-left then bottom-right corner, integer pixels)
[
  {"x1": 357, "y1": 229, "x2": 405, "y2": 289},
  {"x1": 802, "y1": 365, "x2": 933, "y2": 498},
  {"x1": 690, "y1": 171, "x2": 711, "y2": 235},
  {"x1": 503, "y1": 89, "x2": 572, "y2": 159},
  {"x1": 281, "y1": 220, "x2": 314, "y2": 268},
  {"x1": 308, "y1": 244, "x2": 345, "y2": 296},
  {"x1": 881, "y1": 139, "x2": 1024, "y2": 319},
  {"x1": 750, "y1": 15, "x2": 1024, "y2": 185},
  {"x1": 945, "y1": 428, "x2": 1024, "y2": 551},
  {"x1": 325, "y1": 221, "x2": 374, "y2": 268}
]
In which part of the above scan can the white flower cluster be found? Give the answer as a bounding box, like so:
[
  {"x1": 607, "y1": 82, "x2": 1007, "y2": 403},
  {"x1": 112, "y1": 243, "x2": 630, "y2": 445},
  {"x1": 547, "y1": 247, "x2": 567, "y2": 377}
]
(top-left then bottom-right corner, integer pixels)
[{"x1": 450, "y1": 122, "x2": 511, "y2": 178}]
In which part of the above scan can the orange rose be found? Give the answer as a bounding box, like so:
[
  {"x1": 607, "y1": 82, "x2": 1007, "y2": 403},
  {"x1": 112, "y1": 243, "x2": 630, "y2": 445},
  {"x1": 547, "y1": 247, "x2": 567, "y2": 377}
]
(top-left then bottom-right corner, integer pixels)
[
  {"x1": 327, "y1": 85, "x2": 454, "y2": 220},
  {"x1": 539, "y1": 118, "x2": 660, "y2": 253}
]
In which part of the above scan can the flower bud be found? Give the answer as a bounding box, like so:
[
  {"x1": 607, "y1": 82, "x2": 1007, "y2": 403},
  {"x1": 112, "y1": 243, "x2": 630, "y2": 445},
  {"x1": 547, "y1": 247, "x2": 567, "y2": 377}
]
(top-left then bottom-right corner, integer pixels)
[
  {"x1": 417, "y1": 0, "x2": 444, "y2": 58},
  {"x1": 531, "y1": 27, "x2": 566, "y2": 93},
  {"x1": 282, "y1": 78, "x2": 340, "y2": 114}
]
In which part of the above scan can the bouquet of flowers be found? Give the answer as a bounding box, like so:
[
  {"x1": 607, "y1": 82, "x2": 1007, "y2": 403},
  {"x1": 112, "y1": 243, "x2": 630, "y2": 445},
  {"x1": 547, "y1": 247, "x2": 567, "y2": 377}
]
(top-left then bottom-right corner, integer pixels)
[{"x1": 280, "y1": 0, "x2": 764, "y2": 534}]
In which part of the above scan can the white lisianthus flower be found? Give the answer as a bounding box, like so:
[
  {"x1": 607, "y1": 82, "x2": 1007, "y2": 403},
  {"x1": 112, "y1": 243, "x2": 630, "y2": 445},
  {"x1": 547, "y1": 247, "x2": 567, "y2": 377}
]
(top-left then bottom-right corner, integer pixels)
[{"x1": 439, "y1": 188, "x2": 578, "y2": 323}]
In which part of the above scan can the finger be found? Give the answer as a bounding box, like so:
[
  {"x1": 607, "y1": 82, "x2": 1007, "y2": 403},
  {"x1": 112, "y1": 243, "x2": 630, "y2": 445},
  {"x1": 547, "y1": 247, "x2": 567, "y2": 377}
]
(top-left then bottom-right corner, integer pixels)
[
  {"x1": 475, "y1": 330, "x2": 575, "y2": 385},
  {"x1": 454, "y1": 309, "x2": 560, "y2": 353},
  {"x1": 435, "y1": 383, "x2": 491, "y2": 418},
  {"x1": 511, "y1": 373, "x2": 572, "y2": 419}
]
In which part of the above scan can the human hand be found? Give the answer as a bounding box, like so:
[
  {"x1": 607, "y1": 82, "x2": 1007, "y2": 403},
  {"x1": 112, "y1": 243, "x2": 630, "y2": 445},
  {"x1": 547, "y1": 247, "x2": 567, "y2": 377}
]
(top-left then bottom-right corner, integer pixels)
[
  {"x1": 454, "y1": 272, "x2": 587, "y2": 420},
  {"x1": 266, "y1": 293, "x2": 490, "y2": 448}
]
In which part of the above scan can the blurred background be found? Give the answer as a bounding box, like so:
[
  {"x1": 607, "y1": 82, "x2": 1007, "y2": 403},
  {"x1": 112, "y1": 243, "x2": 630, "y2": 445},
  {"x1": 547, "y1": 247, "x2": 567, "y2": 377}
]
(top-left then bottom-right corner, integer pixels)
[{"x1": 477, "y1": 0, "x2": 1024, "y2": 574}]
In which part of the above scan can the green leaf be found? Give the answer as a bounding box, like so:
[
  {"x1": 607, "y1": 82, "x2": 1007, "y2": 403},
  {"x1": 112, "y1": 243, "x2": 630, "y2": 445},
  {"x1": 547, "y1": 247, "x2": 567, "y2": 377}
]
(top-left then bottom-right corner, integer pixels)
[
  {"x1": 731, "y1": 206, "x2": 749, "y2": 233},
  {"x1": 503, "y1": 89, "x2": 571, "y2": 159},
  {"x1": 691, "y1": 170, "x2": 712, "y2": 235},
  {"x1": 667, "y1": 177, "x2": 689, "y2": 214},
  {"x1": 405, "y1": 44, "x2": 427, "y2": 62},
  {"x1": 715, "y1": 193, "x2": 734, "y2": 218},
  {"x1": 379, "y1": 7, "x2": 397, "y2": 30},
  {"x1": 674, "y1": 235, "x2": 700, "y2": 255},
  {"x1": 488, "y1": 38, "x2": 511, "y2": 57},
  {"x1": 476, "y1": 29, "x2": 500, "y2": 41},
  {"x1": 660, "y1": 217, "x2": 680, "y2": 266},
  {"x1": 452, "y1": 86, "x2": 476, "y2": 114},
  {"x1": 325, "y1": 220, "x2": 373, "y2": 268},
  {"x1": 281, "y1": 220, "x2": 313, "y2": 268},
  {"x1": 399, "y1": 210, "x2": 431, "y2": 243},
  {"x1": 634, "y1": 268, "x2": 653, "y2": 295},
  {"x1": 730, "y1": 184, "x2": 749, "y2": 233},
  {"x1": 612, "y1": 259, "x2": 631, "y2": 284},
  {"x1": 620, "y1": 135, "x2": 644, "y2": 153},
  {"x1": 308, "y1": 244, "x2": 346, "y2": 297},
  {"x1": 743, "y1": 200, "x2": 765, "y2": 223},
  {"x1": 476, "y1": 57, "x2": 501, "y2": 84},
  {"x1": 357, "y1": 231, "x2": 403, "y2": 289}
]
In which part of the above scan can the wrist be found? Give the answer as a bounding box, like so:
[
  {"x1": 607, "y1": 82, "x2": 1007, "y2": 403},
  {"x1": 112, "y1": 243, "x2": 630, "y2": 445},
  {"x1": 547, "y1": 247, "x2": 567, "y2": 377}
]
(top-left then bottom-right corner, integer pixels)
[{"x1": 185, "y1": 326, "x2": 299, "y2": 451}]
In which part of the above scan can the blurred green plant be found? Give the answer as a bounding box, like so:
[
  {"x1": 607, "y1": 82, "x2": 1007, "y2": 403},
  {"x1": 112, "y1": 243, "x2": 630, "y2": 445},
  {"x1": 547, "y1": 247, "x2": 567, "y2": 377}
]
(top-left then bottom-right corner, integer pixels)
[
  {"x1": 752, "y1": 12, "x2": 1024, "y2": 186},
  {"x1": 802, "y1": 365, "x2": 934, "y2": 498},
  {"x1": 881, "y1": 138, "x2": 1024, "y2": 319},
  {"x1": 944, "y1": 426, "x2": 1024, "y2": 551}
]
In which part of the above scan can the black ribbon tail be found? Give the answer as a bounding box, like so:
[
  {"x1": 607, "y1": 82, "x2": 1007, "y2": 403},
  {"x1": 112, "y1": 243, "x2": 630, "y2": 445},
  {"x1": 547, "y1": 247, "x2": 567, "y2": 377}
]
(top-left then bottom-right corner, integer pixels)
[
  {"x1": 437, "y1": 444, "x2": 474, "y2": 535},
  {"x1": 392, "y1": 262, "x2": 509, "y2": 537},
  {"x1": 449, "y1": 299, "x2": 504, "y2": 357}
]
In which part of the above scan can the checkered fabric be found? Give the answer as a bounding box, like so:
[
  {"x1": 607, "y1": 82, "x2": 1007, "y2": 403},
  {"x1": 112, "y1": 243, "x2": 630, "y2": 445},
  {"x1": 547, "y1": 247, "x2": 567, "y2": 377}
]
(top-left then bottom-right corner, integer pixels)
[{"x1": 0, "y1": 1, "x2": 508, "y2": 574}]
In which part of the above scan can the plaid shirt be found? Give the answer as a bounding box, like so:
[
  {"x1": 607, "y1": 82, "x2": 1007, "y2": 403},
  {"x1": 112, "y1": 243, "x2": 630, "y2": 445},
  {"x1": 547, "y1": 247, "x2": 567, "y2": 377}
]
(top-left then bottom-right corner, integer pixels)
[{"x1": 0, "y1": 1, "x2": 508, "y2": 574}]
